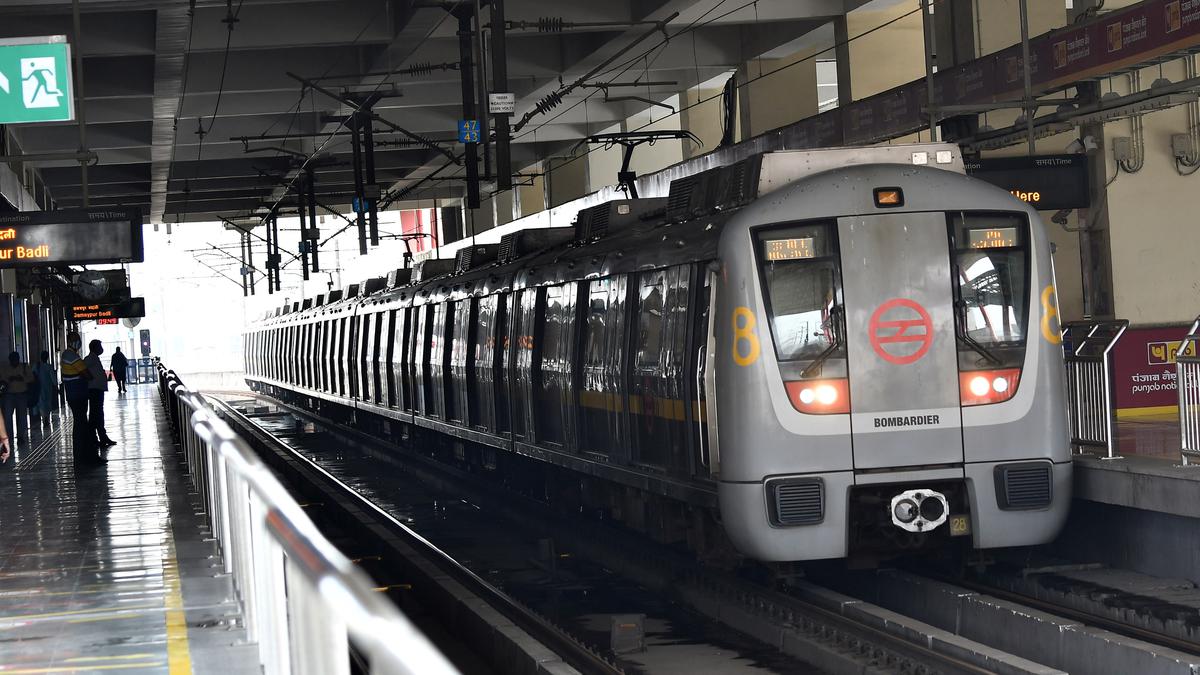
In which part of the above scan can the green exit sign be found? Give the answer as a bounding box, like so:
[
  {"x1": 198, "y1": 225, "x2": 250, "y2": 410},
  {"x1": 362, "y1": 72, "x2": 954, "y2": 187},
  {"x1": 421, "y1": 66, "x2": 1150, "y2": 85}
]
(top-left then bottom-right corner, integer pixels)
[{"x1": 0, "y1": 36, "x2": 74, "y2": 125}]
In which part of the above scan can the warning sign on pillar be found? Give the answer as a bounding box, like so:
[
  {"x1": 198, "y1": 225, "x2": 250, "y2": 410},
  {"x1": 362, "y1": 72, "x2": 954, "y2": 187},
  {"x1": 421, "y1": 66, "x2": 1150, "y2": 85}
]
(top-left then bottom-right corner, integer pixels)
[{"x1": 869, "y1": 298, "x2": 933, "y2": 365}]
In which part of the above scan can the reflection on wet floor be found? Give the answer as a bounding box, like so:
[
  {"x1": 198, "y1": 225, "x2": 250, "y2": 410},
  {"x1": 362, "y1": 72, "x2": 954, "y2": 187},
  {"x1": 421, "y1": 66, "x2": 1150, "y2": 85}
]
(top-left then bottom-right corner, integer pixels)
[
  {"x1": 0, "y1": 386, "x2": 257, "y2": 675},
  {"x1": 1116, "y1": 416, "x2": 1181, "y2": 459}
]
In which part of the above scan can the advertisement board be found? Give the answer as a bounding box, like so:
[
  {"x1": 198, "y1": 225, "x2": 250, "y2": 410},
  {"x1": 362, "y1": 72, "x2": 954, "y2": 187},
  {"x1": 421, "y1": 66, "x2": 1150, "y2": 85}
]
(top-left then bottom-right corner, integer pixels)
[{"x1": 1111, "y1": 324, "x2": 1195, "y2": 417}]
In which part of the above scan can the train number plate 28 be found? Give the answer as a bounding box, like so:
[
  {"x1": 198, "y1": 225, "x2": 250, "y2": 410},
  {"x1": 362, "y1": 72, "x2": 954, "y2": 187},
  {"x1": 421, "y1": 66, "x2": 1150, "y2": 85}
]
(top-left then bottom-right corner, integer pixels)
[{"x1": 949, "y1": 514, "x2": 972, "y2": 537}]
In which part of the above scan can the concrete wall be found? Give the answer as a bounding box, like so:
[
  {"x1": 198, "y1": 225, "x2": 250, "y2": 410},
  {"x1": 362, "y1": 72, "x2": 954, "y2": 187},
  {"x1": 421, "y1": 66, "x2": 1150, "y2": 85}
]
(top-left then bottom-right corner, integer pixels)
[
  {"x1": 847, "y1": 0, "x2": 925, "y2": 100},
  {"x1": 547, "y1": 155, "x2": 589, "y2": 208},
  {"x1": 974, "y1": 0, "x2": 1066, "y2": 57},
  {"x1": 740, "y1": 50, "x2": 819, "y2": 137},
  {"x1": 1101, "y1": 65, "x2": 1200, "y2": 324},
  {"x1": 681, "y1": 86, "x2": 725, "y2": 159}
]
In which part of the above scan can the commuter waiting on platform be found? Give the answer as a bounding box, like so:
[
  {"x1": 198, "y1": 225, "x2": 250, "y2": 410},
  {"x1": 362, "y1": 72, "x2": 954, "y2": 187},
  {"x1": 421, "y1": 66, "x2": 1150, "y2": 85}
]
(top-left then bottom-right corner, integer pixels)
[
  {"x1": 30, "y1": 351, "x2": 55, "y2": 428},
  {"x1": 61, "y1": 333, "x2": 102, "y2": 465},
  {"x1": 0, "y1": 351, "x2": 35, "y2": 445},
  {"x1": 84, "y1": 340, "x2": 116, "y2": 449},
  {"x1": 110, "y1": 347, "x2": 128, "y2": 395}
]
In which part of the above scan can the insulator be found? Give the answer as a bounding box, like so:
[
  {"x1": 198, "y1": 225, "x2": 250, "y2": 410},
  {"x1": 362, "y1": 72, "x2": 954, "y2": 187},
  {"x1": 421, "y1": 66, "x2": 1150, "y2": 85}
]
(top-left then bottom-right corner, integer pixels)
[
  {"x1": 532, "y1": 90, "x2": 564, "y2": 115},
  {"x1": 407, "y1": 62, "x2": 435, "y2": 77},
  {"x1": 536, "y1": 16, "x2": 565, "y2": 32}
]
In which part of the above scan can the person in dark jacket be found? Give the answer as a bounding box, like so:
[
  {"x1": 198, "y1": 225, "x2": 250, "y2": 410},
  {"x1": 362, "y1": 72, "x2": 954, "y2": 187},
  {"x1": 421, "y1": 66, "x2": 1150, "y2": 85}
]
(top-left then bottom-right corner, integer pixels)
[
  {"x1": 84, "y1": 340, "x2": 116, "y2": 448},
  {"x1": 110, "y1": 347, "x2": 129, "y2": 394}
]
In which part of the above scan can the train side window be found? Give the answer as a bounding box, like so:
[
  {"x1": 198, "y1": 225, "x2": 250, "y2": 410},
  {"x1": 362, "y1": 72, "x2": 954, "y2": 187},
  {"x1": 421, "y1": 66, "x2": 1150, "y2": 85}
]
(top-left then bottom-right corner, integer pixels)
[{"x1": 635, "y1": 272, "x2": 666, "y2": 367}]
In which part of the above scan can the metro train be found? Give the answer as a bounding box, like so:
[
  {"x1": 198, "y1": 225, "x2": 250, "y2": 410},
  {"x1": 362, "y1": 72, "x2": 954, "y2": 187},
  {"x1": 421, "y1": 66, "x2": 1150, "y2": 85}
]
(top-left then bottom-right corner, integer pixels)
[{"x1": 245, "y1": 143, "x2": 1072, "y2": 562}]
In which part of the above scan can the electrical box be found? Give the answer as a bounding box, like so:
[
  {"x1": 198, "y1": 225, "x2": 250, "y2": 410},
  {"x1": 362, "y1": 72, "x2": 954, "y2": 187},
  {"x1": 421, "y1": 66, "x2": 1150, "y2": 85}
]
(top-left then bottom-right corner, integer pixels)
[
  {"x1": 1112, "y1": 136, "x2": 1133, "y2": 162},
  {"x1": 1172, "y1": 133, "x2": 1193, "y2": 159}
]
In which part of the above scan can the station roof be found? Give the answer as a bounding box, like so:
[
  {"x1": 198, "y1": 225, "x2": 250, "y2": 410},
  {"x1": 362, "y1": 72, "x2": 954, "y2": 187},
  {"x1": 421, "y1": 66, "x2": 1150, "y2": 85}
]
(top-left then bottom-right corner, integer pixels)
[{"x1": 0, "y1": 0, "x2": 869, "y2": 224}]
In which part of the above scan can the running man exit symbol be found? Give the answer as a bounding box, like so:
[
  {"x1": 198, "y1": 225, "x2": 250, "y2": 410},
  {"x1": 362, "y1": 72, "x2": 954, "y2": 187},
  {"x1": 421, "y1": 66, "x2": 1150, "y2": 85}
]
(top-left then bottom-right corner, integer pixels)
[
  {"x1": 0, "y1": 36, "x2": 74, "y2": 124},
  {"x1": 22, "y1": 57, "x2": 63, "y2": 108}
]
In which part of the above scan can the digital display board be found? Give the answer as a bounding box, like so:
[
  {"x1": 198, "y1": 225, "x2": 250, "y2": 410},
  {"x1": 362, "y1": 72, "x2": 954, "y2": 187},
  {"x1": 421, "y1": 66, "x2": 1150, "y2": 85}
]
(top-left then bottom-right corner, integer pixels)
[
  {"x1": 964, "y1": 154, "x2": 1089, "y2": 211},
  {"x1": 0, "y1": 207, "x2": 143, "y2": 267},
  {"x1": 96, "y1": 318, "x2": 118, "y2": 325},
  {"x1": 69, "y1": 297, "x2": 145, "y2": 321},
  {"x1": 763, "y1": 237, "x2": 816, "y2": 261},
  {"x1": 967, "y1": 227, "x2": 1019, "y2": 249}
]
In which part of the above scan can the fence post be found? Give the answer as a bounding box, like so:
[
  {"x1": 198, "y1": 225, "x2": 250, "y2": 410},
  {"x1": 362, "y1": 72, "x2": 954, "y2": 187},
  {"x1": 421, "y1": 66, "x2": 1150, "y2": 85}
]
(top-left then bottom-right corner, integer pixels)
[
  {"x1": 1062, "y1": 319, "x2": 1128, "y2": 459},
  {"x1": 1177, "y1": 316, "x2": 1200, "y2": 465}
]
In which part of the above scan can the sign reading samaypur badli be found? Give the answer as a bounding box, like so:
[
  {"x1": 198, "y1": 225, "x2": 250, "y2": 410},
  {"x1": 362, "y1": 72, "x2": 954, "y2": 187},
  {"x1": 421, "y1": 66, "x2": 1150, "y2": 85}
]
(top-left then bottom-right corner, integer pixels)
[
  {"x1": 0, "y1": 35, "x2": 73, "y2": 125},
  {"x1": 0, "y1": 208, "x2": 144, "y2": 267}
]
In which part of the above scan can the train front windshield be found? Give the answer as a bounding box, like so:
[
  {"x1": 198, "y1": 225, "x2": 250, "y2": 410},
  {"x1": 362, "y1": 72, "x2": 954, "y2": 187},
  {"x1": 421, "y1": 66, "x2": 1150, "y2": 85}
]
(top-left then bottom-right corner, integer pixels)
[
  {"x1": 948, "y1": 213, "x2": 1030, "y2": 370},
  {"x1": 755, "y1": 222, "x2": 846, "y2": 380}
]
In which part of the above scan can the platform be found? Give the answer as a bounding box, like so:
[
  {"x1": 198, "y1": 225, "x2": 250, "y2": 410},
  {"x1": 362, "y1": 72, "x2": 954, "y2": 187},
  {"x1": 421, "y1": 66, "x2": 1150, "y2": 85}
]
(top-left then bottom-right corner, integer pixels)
[{"x1": 0, "y1": 385, "x2": 258, "y2": 674}]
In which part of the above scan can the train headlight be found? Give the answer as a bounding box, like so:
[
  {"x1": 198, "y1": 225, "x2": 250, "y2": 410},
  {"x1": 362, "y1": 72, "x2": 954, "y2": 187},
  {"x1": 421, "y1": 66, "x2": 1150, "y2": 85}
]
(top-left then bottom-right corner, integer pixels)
[
  {"x1": 784, "y1": 379, "x2": 850, "y2": 415},
  {"x1": 969, "y1": 376, "x2": 990, "y2": 397},
  {"x1": 959, "y1": 368, "x2": 1021, "y2": 406},
  {"x1": 893, "y1": 499, "x2": 918, "y2": 523}
]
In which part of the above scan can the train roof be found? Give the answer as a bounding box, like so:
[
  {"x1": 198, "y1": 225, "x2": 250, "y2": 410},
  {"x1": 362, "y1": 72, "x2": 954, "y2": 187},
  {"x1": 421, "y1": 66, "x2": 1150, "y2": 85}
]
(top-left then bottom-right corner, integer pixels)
[{"x1": 260, "y1": 143, "x2": 965, "y2": 323}]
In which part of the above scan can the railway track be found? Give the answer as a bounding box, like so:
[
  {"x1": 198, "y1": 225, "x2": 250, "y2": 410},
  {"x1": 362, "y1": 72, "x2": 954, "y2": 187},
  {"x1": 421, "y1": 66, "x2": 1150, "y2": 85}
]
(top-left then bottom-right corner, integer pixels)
[
  {"x1": 212, "y1": 397, "x2": 620, "y2": 675},
  {"x1": 217, "y1": 394, "x2": 1044, "y2": 675}
]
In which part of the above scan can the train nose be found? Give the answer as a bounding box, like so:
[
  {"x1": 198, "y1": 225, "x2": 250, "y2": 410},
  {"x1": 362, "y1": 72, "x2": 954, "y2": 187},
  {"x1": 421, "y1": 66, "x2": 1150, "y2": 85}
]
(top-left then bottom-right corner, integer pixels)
[{"x1": 889, "y1": 489, "x2": 950, "y2": 533}]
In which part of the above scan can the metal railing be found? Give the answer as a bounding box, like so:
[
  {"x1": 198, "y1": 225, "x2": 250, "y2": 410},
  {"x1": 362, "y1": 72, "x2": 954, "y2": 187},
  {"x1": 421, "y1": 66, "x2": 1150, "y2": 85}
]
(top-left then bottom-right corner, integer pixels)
[
  {"x1": 1177, "y1": 317, "x2": 1200, "y2": 466},
  {"x1": 1062, "y1": 320, "x2": 1128, "y2": 459},
  {"x1": 157, "y1": 367, "x2": 460, "y2": 675}
]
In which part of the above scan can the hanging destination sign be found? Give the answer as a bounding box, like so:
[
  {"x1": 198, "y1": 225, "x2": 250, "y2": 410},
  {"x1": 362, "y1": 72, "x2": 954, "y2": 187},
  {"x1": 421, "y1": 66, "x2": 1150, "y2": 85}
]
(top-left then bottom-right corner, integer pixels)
[{"x1": 0, "y1": 207, "x2": 143, "y2": 267}]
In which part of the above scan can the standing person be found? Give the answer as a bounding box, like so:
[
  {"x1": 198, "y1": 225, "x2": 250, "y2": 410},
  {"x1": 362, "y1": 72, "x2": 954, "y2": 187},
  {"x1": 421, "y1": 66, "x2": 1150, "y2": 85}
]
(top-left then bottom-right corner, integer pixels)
[
  {"x1": 30, "y1": 351, "x2": 55, "y2": 429},
  {"x1": 110, "y1": 347, "x2": 128, "y2": 395},
  {"x1": 0, "y1": 352, "x2": 34, "y2": 445},
  {"x1": 0, "y1": 414, "x2": 10, "y2": 465},
  {"x1": 61, "y1": 332, "x2": 100, "y2": 465},
  {"x1": 84, "y1": 340, "x2": 116, "y2": 448}
]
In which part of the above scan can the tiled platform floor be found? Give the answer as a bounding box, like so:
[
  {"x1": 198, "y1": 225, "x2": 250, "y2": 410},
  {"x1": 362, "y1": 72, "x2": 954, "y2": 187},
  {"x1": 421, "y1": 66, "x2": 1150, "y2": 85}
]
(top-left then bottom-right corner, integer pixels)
[{"x1": 0, "y1": 385, "x2": 258, "y2": 674}]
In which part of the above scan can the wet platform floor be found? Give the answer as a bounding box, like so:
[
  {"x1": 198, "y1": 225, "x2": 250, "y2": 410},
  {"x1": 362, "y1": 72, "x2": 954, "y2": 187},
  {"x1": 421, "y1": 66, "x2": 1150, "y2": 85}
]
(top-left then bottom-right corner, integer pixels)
[{"x1": 0, "y1": 386, "x2": 257, "y2": 674}]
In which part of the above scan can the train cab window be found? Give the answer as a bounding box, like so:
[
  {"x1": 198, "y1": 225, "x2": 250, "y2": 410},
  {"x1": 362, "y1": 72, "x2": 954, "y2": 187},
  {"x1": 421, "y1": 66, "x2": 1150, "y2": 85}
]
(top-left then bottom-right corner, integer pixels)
[
  {"x1": 948, "y1": 213, "x2": 1030, "y2": 371},
  {"x1": 755, "y1": 223, "x2": 846, "y2": 380}
]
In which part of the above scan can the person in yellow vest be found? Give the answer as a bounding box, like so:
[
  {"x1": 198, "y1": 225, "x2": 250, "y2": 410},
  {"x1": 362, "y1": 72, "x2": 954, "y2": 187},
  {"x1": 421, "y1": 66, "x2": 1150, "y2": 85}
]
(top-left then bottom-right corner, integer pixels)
[{"x1": 61, "y1": 332, "x2": 102, "y2": 466}]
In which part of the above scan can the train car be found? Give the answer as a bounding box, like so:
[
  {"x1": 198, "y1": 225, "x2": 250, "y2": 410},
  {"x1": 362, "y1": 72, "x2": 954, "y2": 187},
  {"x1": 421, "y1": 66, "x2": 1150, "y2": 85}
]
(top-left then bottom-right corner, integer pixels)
[{"x1": 246, "y1": 143, "x2": 1071, "y2": 562}]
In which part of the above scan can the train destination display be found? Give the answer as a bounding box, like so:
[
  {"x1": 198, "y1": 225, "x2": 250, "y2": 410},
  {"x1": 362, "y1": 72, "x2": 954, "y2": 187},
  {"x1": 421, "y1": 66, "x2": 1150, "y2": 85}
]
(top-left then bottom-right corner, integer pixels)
[
  {"x1": 0, "y1": 208, "x2": 143, "y2": 266},
  {"x1": 967, "y1": 227, "x2": 1019, "y2": 249},
  {"x1": 763, "y1": 237, "x2": 816, "y2": 261},
  {"x1": 964, "y1": 154, "x2": 1089, "y2": 211},
  {"x1": 70, "y1": 297, "x2": 145, "y2": 321}
]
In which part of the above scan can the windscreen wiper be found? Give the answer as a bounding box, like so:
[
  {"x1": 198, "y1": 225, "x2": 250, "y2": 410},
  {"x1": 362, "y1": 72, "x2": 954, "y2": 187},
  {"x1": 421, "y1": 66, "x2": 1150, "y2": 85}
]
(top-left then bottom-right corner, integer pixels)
[
  {"x1": 953, "y1": 300, "x2": 1003, "y2": 366},
  {"x1": 801, "y1": 305, "x2": 844, "y2": 379}
]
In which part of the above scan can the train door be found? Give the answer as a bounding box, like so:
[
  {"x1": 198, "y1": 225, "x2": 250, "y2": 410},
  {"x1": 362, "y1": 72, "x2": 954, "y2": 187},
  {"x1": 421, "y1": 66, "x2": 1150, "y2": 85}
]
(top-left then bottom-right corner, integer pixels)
[
  {"x1": 385, "y1": 310, "x2": 398, "y2": 408},
  {"x1": 685, "y1": 268, "x2": 713, "y2": 478},
  {"x1": 472, "y1": 295, "x2": 497, "y2": 432},
  {"x1": 838, "y1": 213, "x2": 963, "y2": 469},
  {"x1": 448, "y1": 299, "x2": 471, "y2": 424},
  {"x1": 512, "y1": 289, "x2": 538, "y2": 441},
  {"x1": 495, "y1": 293, "x2": 512, "y2": 434},
  {"x1": 359, "y1": 313, "x2": 372, "y2": 401},
  {"x1": 578, "y1": 276, "x2": 629, "y2": 460},
  {"x1": 398, "y1": 308, "x2": 412, "y2": 411},
  {"x1": 430, "y1": 302, "x2": 452, "y2": 420},
  {"x1": 629, "y1": 267, "x2": 690, "y2": 471},
  {"x1": 535, "y1": 283, "x2": 577, "y2": 449},
  {"x1": 371, "y1": 313, "x2": 384, "y2": 405},
  {"x1": 416, "y1": 305, "x2": 432, "y2": 416}
]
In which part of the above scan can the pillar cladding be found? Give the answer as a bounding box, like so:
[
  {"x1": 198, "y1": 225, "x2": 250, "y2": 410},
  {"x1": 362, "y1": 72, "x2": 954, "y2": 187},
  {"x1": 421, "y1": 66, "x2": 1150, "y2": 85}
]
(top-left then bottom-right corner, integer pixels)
[
  {"x1": 737, "y1": 50, "x2": 819, "y2": 138},
  {"x1": 680, "y1": 87, "x2": 724, "y2": 159},
  {"x1": 846, "y1": 1, "x2": 925, "y2": 100},
  {"x1": 547, "y1": 156, "x2": 588, "y2": 209}
]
